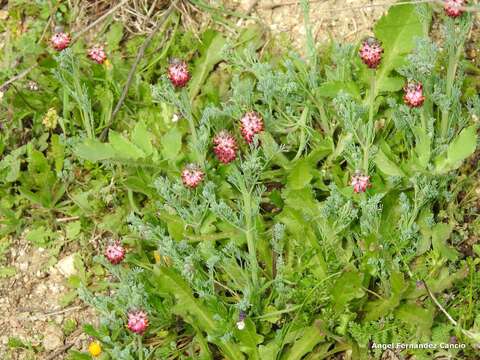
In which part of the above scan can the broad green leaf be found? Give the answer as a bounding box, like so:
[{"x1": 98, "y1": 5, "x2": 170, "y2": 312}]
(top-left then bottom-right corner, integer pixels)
[
  {"x1": 74, "y1": 139, "x2": 116, "y2": 162},
  {"x1": 132, "y1": 121, "x2": 154, "y2": 156},
  {"x1": 106, "y1": 22, "x2": 124, "y2": 52},
  {"x1": 109, "y1": 131, "x2": 145, "y2": 159},
  {"x1": 1, "y1": 155, "x2": 21, "y2": 182},
  {"x1": 364, "y1": 272, "x2": 407, "y2": 321},
  {"x1": 376, "y1": 76, "x2": 404, "y2": 93},
  {"x1": 331, "y1": 271, "x2": 365, "y2": 310},
  {"x1": 431, "y1": 223, "x2": 458, "y2": 261},
  {"x1": 373, "y1": 4, "x2": 430, "y2": 97},
  {"x1": 416, "y1": 208, "x2": 433, "y2": 255},
  {"x1": 50, "y1": 134, "x2": 65, "y2": 173},
  {"x1": 287, "y1": 159, "x2": 313, "y2": 189},
  {"x1": 154, "y1": 267, "x2": 244, "y2": 360},
  {"x1": 316, "y1": 81, "x2": 360, "y2": 98},
  {"x1": 161, "y1": 126, "x2": 183, "y2": 160},
  {"x1": 412, "y1": 126, "x2": 431, "y2": 169},
  {"x1": 435, "y1": 125, "x2": 477, "y2": 174},
  {"x1": 189, "y1": 30, "x2": 227, "y2": 101},
  {"x1": 395, "y1": 303, "x2": 434, "y2": 337},
  {"x1": 281, "y1": 324, "x2": 325, "y2": 360},
  {"x1": 234, "y1": 319, "x2": 262, "y2": 359},
  {"x1": 374, "y1": 147, "x2": 405, "y2": 177}
]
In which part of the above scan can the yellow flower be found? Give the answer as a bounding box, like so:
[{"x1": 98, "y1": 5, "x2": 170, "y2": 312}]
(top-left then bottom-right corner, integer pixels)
[
  {"x1": 153, "y1": 251, "x2": 172, "y2": 266},
  {"x1": 88, "y1": 341, "x2": 102, "y2": 357},
  {"x1": 104, "y1": 59, "x2": 112, "y2": 70},
  {"x1": 42, "y1": 107, "x2": 58, "y2": 130}
]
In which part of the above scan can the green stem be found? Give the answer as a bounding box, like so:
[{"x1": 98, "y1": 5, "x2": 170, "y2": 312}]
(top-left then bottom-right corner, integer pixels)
[
  {"x1": 363, "y1": 69, "x2": 376, "y2": 173},
  {"x1": 181, "y1": 89, "x2": 198, "y2": 144},
  {"x1": 243, "y1": 191, "x2": 259, "y2": 289},
  {"x1": 137, "y1": 335, "x2": 144, "y2": 360},
  {"x1": 368, "y1": 70, "x2": 376, "y2": 126},
  {"x1": 441, "y1": 42, "x2": 463, "y2": 139}
]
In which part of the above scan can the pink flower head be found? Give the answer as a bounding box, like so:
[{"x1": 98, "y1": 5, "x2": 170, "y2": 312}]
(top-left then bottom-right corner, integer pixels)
[
  {"x1": 403, "y1": 81, "x2": 425, "y2": 108},
  {"x1": 444, "y1": 0, "x2": 465, "y2": 18},
  {"x1": 351, "y1": 172, "x2": 371, "y2": 193},
  {"x1": 181, "y1": 164, "x2": 204, "y2": 188},
  {"x1": 127, "y1": 310, "x2": 149, "y2": 334},
  {"x1": 167, "y1": 59, "x2": 190, "y2": 88},
  {"x1": 213, "y1": 131, "x2": 238, "y2": 164},
  {"x1": 105, "y1": 242, "x2": 125, "y2": 265},
  {"x1": 88, "y1": 45, "x2": 107, "y2": 64},
  {"x1": 51, "y1": 32, "x2": 71, "y2": 51},
  {"x1": 240, "y1": 111, "x2": 264, "y2": 143},
  {"x1": 359, "y1": 37, "x2": 383, "y2": 69}
]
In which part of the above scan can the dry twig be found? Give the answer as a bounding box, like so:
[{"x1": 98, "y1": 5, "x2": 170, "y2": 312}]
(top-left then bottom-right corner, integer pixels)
[
  {"x1": 45, "y1": 343, "x2": 74, "y2": 360},
  {"x1": 100, "y1": 0, "x2": 178, "y2": 141}
]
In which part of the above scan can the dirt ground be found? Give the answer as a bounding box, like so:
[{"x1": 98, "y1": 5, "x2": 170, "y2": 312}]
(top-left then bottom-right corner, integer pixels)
[
  {"x1": 240, "y1": 0, "x2": 396, "y2": 47},
  {"x1": 0, "y1": 0, "x2": 432, "y2": 359}
]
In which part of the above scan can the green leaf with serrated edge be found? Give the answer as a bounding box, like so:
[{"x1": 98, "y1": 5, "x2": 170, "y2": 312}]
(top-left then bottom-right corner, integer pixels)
[
  {"x1": 105, "y1": 22, "x2": 124, "y2": 52},
  {"x1": 154, "y1": 267, "x2": 245, "y2": 360},
  {"x1": 316, "y1": 81, "x2": 360, "y2": 98},
  {"x1": 188, "y1": 30, "x2": 228, "y2": 101},
  {"x1": 435, "y1": 125, "x2": 477, "y2": 174},
  {"x1": 74, "y1": 139, "x2": 116, "y2": 162},
  {"x1": 132, "y1": 121, "x2": 154, "y2": 156},
  {"x1": 376, "y1": 76, "x2": 404, "y2": 92},
  {"x1": 281, "y1": 324, "x2": 325, "y2": 360},
  {"x1": 412, "y1": 126, "x2": 431, "y2": 169},
  {"x1": 109, "y1": 131, "x2": 145, "y2": 159},
  {"x1": 287, "y1": 159, "x2": 313, "y2": 190},
  {"x1": 161, "y1": 126, "x2": 183, "y2": 160},
  {"x1": 431, "y1": 223, "x2": 458, "y2": 261},
  {"x1": 233, "y1": 318, "x2": 262, "y2": 359},
  {"x1": 395, "y1": 303, "x2": 434, "y2": 337},
  {"x1": 416, "y1": 207, "x2": 433, "y2": 255},
  {"x1": 364, "y1": 272, "x2": 407, "y2": 321},
  {"x1": 374, "y1": 142, "x2": 405, "y2": 177},
  {"x1": 373, "y1": 4, "x2": 430, "y2": 97},
  {"x1": 331, "y1": 271, "x2": 365, "y2": 310}
]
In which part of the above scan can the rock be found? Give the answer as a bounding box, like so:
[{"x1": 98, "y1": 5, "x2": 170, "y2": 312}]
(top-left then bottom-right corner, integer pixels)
[
  {"x1": 42, "y1": 324, "x2": 64, "y2": 351},
  {"x1": 56, "y1": 254, "x2": 77, "y2": 277}
]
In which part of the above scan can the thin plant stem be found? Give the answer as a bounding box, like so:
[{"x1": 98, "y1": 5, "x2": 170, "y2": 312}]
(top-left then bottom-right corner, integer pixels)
[
  {"x1": 440, "y1": 42, "x2": 463, "y2": 139},
  {"x1": 364, "y1": 69, "x2": 376, "y2": 173},
  {"x1": 138, "y1": 335, "x2": 144, "y2": 360},
  {"x1": 243, "y1": 191, "x2": 259, "y2": 289},
  {"x1": 181, "y1": 88, "x2": 199, "y2": 145}
]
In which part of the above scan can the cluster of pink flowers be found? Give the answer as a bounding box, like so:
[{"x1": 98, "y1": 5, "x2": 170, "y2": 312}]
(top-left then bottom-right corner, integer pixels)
[
  {"x1": 181, "y1": 164, "x2": 205, "y2": 188},
  {"x1": 444, "y1": 0, "x2": 466, "y2": 18},
  {"x1": 51, "y1": 32, "x2": 71, "y2": 51},
  {"x1": 167, "y1": 60, "x2": 265, "y2": 186},
  {"x1": 87, "y1": 45, "x2": 107, "y2": 64},
  {"x1": 403, "y1": 81, "x2": 425, "y2": 108},
  {"x1": 104, "y1": 241, "x2": 125, "y2": 265},
  {"x1": 240, "y1": 111, "x2": 264, "y2": 143},
  {"x1": 213, "y1": 131, "x2": 238, "y2": 164},
  {"x1": 167, "y1": 59, "x2": 190, "y2": 88},
  {"x1": 103, "y1": 243, "x2": 150, "y2": 335},
  {"x1": 127, "y1": 310, "x2": 149, "y2": 334},
  {"x1": 359, "y1": 37, "x2": 383, "y2": 69},
  {"x1": 50, "y1": 32, "x2": 107, "y2": 64},
  {"x1": 351, "y1": 172, "x2": 371, "y2": 193}
]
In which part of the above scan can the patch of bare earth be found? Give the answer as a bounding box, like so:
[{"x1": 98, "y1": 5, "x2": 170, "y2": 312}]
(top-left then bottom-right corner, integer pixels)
[
  {"x1": 233, "y1": 0, "x2": 397, "y2": 48},
  {"x1": 0, "y1": 235, "x2": 97, "y2": 360}
]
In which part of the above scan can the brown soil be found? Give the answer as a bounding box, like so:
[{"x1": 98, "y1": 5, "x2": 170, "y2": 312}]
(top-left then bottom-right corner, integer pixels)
[{"x1": 0, "y1": 234, "x2": 97, "y2": 360}]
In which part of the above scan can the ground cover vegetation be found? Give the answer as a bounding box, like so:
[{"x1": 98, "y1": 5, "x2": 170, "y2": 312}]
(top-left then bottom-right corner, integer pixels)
[{"x1": 1, "y1": 0, "x2": 480, "y2": 359}]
